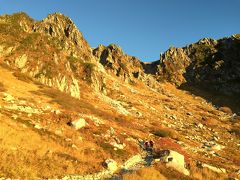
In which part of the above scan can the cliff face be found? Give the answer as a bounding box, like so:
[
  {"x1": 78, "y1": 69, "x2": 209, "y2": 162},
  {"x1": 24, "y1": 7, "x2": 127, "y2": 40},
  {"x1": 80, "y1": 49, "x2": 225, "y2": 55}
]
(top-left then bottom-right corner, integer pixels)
[
  {"x1": 154, "y1": 36, "x2": 240, "y2": 96},
  {"x1": 93, "y1": 44, "x2": 144, "y2": 83}
]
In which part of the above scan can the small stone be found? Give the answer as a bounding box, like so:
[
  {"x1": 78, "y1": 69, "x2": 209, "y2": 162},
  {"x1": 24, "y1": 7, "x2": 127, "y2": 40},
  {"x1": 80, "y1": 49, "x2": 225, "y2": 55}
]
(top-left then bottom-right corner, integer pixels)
[
  {"x1": 52, "y1": 110, "x2": 61, "y2": 114},
  {"x1": 110, "y1": 127, "x2": 115, "y2": 135},
  {"x1": 197, "y1": 123, "x2": 204, "y2": 129},
  {"x1": 202, "y1": 163, "x2": 226, "y2": 173},
  {"x1": 72, "y1": 144, "x2": 78, "y2": 149},
  {"x1": 55, "y1": 130, "x2": 62, "y2": 135},
  {"x1": 104, "y1": 159, "x2": 118, "y2": 172},
  {"x1": 34, "y1": 124, "x2": 42, "y2": 129},
  {"x1": 11, "y1": 114, "x2": 18, "y2": 119},
  {"x1": 212, "y1": 144, "x2": 225, "y2": 151},
  {"x1": 2, "y1": 93, "x2": 15, "y2": 102},
  {"x1": 69, "y1": 118, "x2": 86, "y2": 130}
]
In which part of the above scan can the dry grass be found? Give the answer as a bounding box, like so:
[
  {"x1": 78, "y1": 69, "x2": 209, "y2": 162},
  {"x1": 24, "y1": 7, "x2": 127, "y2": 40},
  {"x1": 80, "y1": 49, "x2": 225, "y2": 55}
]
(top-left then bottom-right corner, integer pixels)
[
  {"x1": 153, "y1": 163, "x2": 190, "y2": 180},
  {"x1": 152, "y1": 128, "x2": 177, "y2": 139},
  {"x1": 0, "y1": 148, "x2": 99, "y2": 179},
  {"x1": 189, "y1": 161, "x2": 228, "y2": 180},
  {"x1": 122, "y1": 167, "x2": 167, "y2": 180},
  {"x1": 0, "y1": 112, "x2": 106, "y2": 178}
]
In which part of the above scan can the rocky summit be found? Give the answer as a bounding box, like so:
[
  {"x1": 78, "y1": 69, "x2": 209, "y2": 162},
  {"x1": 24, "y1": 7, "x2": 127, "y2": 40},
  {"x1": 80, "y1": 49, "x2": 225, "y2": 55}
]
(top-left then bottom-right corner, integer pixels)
[{"x1": 0, "y1": 12, "x2": 240, "y2": 179}]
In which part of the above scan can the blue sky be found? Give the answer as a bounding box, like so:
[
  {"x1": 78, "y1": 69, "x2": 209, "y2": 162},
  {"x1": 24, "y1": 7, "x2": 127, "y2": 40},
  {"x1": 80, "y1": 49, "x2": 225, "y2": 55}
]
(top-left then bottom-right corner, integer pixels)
[{"x1": 0, "y1": 0, "x2": 239, "y2": 61}]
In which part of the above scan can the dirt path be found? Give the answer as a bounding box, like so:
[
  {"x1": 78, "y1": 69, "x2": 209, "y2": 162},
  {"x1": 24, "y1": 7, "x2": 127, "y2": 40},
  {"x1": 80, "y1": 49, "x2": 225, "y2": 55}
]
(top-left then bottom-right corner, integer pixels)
[{"x1": 61, "y1": 144, "x2": 152, "y2": 180}]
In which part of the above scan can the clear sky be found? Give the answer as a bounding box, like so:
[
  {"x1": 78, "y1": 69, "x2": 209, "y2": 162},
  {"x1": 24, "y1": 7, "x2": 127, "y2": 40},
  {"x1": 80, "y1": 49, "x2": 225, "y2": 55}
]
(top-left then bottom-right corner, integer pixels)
[{"x1": 0, "y1": 0, "x2": 239, "y2": 61}]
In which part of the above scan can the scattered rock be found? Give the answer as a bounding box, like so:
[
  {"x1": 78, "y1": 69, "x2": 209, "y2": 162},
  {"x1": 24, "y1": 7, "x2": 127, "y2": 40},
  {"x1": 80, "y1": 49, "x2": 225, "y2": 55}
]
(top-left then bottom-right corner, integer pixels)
[
  {"x1": 52, "y1": 109, "x2": 61, "y2": 114},
  {"x1": 71, "y1": 144, "x2": 78, "y2": 149},
  {"x1": 69, "y1": 118, "x2": 86, "y2": 130},
  {"x1": 197, "y1": 123, "x2": 204, "y2": 129},
  {"x1": 202, "y1": 163, "x2": 226, "y2": 174},
  {"x1": 34, "y1": 124, "x2": 42, "y2": 129},
  {"x1": 4, "y1": 104, "x2": 42, "y2": 114},
  {"x1": 211, "y1": 144, "x2": 225, "y2": 151},
  {"x1": 11, "y1": 114, "x2": 18, "y2": 120},
  {"x1": 2, "y1": 93, "x2": 15, "y2": 102},
  {"x1": 55, "y1": 130, "x2": 62, "y2": 135},
  {"x1": 15, "y1": 54, "x2": 28, "y2": 69},
  {"x1": 110, "y1": 141, "x2": 126, "y2": 150}
]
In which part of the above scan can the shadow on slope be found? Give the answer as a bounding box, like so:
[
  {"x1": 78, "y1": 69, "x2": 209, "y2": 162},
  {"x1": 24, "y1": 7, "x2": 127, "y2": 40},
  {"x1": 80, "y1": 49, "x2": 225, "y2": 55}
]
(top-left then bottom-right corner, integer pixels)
[{"x1": 179, "y1": 83, "x2": 240, "y2": 114}]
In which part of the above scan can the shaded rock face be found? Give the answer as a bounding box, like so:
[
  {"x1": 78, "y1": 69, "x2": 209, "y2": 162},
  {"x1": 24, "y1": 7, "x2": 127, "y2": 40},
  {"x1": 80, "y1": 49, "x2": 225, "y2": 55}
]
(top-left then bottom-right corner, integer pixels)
[
  {"x1": 155, "y1": 36, "x2": 240, "y2": 96},
  {"x1": 93, "y1": 44, "x2": 144, "y2": 83},
  {"x1": 157, "y1": 47, "x2": 191, "y2": 86}
]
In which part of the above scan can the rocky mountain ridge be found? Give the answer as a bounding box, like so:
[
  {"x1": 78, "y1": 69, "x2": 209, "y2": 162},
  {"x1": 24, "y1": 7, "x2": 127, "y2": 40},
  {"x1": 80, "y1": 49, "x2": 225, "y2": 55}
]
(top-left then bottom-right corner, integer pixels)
[
  {"x1": 154, "y1": 36, "x2": 240, "y2": 96},
  {"x1": 1, "y1": 12, "x2": 240, "y2": 100}
]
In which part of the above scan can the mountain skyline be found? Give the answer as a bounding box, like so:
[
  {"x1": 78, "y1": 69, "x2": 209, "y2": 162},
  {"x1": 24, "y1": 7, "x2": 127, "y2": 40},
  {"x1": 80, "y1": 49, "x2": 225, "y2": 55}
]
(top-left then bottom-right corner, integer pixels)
[{"x1": 1, "y1": 0, "x2": 240, "y2": 61}]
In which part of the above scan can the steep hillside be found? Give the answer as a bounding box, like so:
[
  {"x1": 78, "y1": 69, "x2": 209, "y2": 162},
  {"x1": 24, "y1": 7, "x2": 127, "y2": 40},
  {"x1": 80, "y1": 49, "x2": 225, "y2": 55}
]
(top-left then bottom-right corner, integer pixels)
[{"x1": 0, "y1": 12, "x2": 240, "y2": 179}]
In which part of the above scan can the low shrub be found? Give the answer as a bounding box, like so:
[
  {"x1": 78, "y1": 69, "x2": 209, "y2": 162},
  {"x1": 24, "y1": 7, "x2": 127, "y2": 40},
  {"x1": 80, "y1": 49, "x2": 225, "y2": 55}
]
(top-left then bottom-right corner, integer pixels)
[{"x1": 0, "y1": 82, "x2": 6, "y2": 92}]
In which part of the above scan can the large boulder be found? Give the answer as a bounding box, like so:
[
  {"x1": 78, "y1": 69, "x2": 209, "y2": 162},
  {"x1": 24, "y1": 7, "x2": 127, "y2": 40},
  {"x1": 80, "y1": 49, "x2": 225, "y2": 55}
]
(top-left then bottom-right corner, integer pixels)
[{"x1": 156, "y1": 150, "x2": 190, "y2": 176}]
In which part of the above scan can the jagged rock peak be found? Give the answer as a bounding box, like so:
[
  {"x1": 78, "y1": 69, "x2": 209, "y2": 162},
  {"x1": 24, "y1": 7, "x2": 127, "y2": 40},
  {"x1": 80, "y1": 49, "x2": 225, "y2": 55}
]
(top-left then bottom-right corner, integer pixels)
[
  {"x1": 34, "y1": 13, "x2": 84, "y2": 43},
  {"x1": 43, "y1": 12, "x2": 73, "y2": 23},
  {"x1": 107, "y1": 44, "x2": 123, "y2": 52},
  {"x1": 31, "y1": 12, "x2": 92, "y2": 57},
  {"x1": 93, "y1": 44, "x2": 144, "y2": 82},
  {"x1": 196, "y1": 38, "x2": 218, "y2": 46}
]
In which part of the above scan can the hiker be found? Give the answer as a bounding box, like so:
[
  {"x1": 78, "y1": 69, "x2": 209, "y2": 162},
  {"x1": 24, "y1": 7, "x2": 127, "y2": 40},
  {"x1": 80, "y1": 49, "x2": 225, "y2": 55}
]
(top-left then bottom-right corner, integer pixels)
[
  {"x1": 144, "y1": 140, "x2": 154, "y2": 154},
  {"x1": 149, "y1": 140, "x2": 154, "y2": 148}
]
